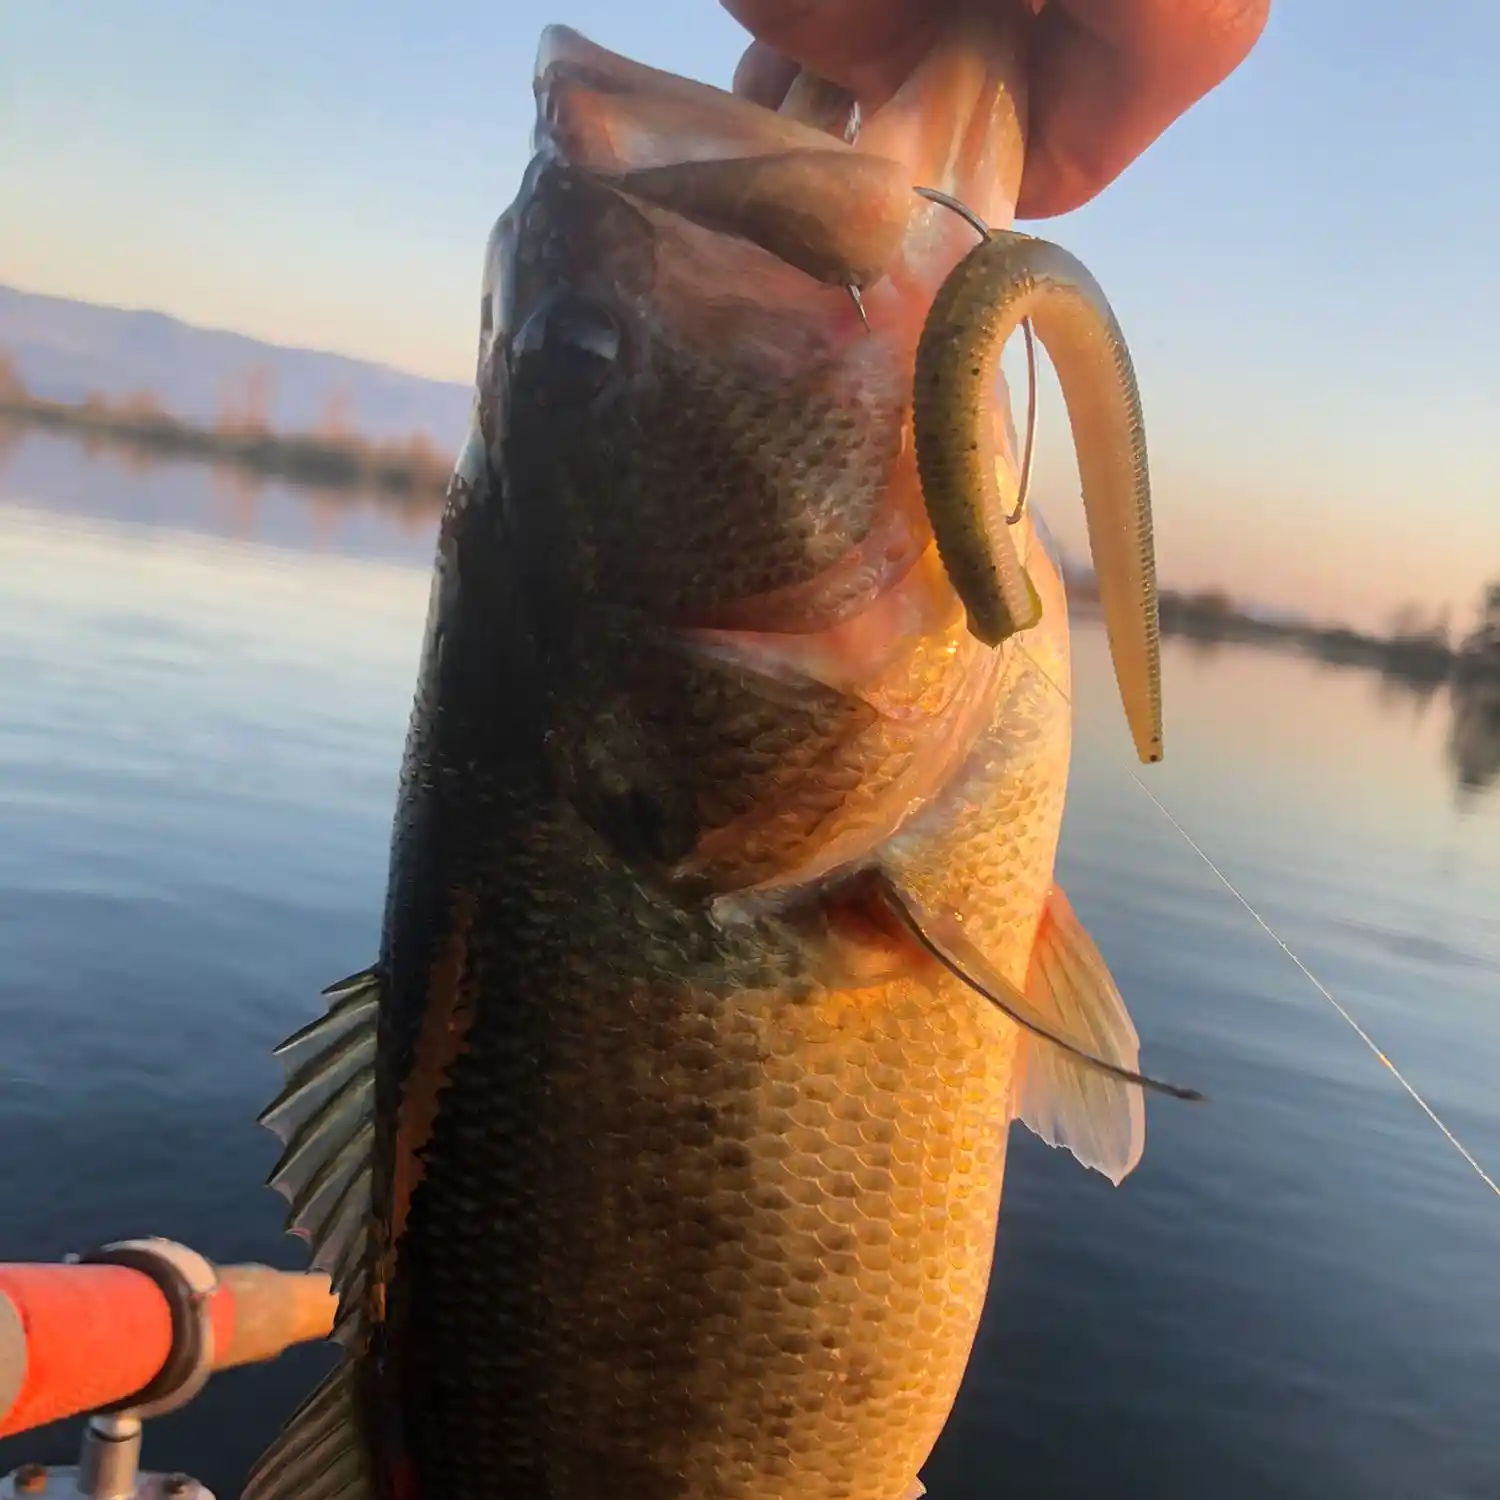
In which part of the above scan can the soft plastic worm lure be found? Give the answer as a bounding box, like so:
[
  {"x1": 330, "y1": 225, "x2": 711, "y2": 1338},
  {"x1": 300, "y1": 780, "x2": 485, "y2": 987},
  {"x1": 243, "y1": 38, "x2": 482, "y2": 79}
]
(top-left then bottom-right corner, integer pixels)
[{"x1": 912, "y1": 186, "x2": 1163, "y2": 765}]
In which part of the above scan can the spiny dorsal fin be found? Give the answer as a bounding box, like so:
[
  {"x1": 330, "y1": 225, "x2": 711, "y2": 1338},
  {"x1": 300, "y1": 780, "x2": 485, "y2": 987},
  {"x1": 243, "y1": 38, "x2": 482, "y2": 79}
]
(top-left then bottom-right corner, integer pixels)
[
  {"x1": 869, "y1": 871, "x2": 1202, "y2": 1183},
  {"x1": 240, "y1": 1362, "x2": 371, "y2": 1500},
  {"x1": 258, "y1": 967, "x2": 380, "y2": 1346}
]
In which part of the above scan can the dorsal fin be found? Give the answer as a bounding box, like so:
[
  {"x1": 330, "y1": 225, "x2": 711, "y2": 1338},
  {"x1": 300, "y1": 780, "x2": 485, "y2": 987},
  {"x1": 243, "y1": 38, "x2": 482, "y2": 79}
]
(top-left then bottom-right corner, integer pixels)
[
  {"x1": 256, "y1": 966, "x2": 380, "y2": 1346},
  {"x1": 243, "y1": 969, "x2": 383, "y2": 1500},
  {"x1": 240, "y1": 1363, "x2": 371, "y2": 1500}
]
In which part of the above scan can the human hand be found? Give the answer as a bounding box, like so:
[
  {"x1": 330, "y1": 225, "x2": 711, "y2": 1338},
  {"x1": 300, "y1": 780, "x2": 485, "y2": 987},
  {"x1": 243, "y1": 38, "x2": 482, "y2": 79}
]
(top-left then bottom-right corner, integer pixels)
[{"x1": 724, "y1": 0, "x2": 1270, "y2": 218}]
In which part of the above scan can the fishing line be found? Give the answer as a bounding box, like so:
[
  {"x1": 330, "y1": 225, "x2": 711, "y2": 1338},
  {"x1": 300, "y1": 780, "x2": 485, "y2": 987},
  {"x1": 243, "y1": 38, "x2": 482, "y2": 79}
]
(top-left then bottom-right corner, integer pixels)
[
  {"x1": 954, "y1": 266, "x2": 1492, "y2": 1197},
  {"x1": 1126, "y1": 767, "x2": 1500, "y2": 1200},
  {"x1": 1020, "y1": 570, "x2": 1496, "y2": 1194}
]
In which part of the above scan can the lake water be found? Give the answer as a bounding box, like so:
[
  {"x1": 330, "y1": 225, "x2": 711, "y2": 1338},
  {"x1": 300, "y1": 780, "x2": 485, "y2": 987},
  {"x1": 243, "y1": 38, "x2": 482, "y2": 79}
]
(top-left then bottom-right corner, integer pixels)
[{"x1": 1, "y1": 433, "x2": 1498, "y2": 1500}]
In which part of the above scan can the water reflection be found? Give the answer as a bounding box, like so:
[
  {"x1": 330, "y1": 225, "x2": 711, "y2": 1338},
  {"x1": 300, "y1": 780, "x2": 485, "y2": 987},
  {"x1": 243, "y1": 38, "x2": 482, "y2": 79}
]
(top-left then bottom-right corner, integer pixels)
[
  {"x1": 0, "y1": 423, "x2": 440, "y2": 570},
  {"x1": 1449, "y1": 679, "x2": 1500, "y2": 798},
  {"x1": 1373, "y1": 669, "x2": 1444, "y2": 719},
  {"x1": 1146, "y1": 615, "x2": 1498, "y2": 812}
]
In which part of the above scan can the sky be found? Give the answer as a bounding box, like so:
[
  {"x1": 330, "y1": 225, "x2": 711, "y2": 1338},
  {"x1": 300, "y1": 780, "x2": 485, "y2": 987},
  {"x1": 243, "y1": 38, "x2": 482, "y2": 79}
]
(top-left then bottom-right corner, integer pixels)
[{"x1": 2, "y1": 0, "x2": 1498, "y2": 631}]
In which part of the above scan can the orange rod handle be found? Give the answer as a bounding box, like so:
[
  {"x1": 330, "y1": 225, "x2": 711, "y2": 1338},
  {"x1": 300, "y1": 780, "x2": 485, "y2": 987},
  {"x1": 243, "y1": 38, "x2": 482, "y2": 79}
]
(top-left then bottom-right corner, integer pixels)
[{"x1": 0, "y1": 1261, "x2": 336, "y2": 1439}]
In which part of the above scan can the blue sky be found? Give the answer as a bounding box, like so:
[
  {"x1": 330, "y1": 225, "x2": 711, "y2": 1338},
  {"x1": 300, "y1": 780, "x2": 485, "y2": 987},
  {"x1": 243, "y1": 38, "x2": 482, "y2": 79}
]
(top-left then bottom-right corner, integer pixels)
[{"x1": 3, "y1": 0, "x2": 1498, "y2": 629}]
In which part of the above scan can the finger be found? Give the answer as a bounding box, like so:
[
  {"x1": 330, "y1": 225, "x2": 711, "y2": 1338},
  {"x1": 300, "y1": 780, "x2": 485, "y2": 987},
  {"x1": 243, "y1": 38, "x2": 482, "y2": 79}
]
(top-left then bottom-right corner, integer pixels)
[
  {"x1": 722, "y1": 0, "x2": 1271, "y2": 217},
  {"x1": 731, "y1": 39, "x2": 802, "y2": 109},
  {"x1": 1019, "y1": 0, "x2": 1271, "y2": 217},
  {"x1": 722, "y1": 0, "x2": 940, "y2": 108}
]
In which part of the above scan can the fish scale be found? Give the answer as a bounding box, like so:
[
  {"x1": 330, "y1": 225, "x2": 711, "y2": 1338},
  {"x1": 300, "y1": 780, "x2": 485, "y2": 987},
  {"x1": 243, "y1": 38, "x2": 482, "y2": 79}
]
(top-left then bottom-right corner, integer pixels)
[
  {"x1": 365, "y1": 776, "x2": 1005, "y2": 1500},
  {"x1": 549, "y1": 324, "x2": 905, "y2": 615}
]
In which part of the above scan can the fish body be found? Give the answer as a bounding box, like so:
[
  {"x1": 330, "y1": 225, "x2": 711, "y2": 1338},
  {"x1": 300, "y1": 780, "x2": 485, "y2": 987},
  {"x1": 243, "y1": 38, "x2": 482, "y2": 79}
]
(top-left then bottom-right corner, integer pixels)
[{"x1": 244, "y1": 23, "x2": 1161, "y2": 1500}]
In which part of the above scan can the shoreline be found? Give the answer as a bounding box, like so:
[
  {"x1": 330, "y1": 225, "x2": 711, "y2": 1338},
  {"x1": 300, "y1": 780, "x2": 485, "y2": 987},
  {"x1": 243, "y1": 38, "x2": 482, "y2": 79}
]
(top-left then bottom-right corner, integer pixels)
[
  {"x1": 0, "y1": 389, "x2": 453, "y2": 503},
  {"x1": 1066, "y1": 582, "x2": 1500, "y2": 689}
]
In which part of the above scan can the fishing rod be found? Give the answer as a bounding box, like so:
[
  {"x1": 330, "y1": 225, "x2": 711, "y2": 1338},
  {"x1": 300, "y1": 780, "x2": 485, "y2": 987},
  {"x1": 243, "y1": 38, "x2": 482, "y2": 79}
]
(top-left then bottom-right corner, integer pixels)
[{"x1": 0, "y1": 1239, "x2": 336, "y2": 1500}]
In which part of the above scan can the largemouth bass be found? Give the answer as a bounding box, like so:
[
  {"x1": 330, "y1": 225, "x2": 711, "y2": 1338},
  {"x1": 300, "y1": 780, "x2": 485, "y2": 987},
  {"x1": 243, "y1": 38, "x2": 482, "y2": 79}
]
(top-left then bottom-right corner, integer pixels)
[{"x1": 244, "y1": 20, "x2": 1180, "y2": 1500}]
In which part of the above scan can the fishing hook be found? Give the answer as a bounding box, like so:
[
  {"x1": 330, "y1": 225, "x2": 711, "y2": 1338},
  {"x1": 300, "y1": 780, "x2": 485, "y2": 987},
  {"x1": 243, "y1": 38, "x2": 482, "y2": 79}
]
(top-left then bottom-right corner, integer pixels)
[
  {"x1": 838, "y1": 103, "x2": 871, "y2": 330},
  {"x1": 913, "y1": 185, "x2": 1037, "y2": 528}
]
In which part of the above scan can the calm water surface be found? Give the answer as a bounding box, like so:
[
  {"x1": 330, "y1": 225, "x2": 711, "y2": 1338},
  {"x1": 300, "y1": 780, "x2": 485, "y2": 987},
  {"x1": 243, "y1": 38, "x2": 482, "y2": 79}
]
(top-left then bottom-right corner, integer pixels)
[{"x1": 1, "y1": 437, "x2": 1497, "y2": 1499}]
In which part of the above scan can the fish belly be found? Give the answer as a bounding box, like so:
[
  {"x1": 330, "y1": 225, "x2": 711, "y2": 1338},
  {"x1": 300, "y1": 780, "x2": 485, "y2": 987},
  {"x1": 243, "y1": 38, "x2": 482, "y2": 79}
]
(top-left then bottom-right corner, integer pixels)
[{"x1": 381, "y1": 812, "x2": 1018, "y2": 1500}]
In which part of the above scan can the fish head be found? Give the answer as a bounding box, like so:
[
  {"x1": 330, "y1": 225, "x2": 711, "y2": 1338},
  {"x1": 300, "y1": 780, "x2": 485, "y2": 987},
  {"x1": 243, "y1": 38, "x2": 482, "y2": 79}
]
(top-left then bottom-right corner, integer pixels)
[
  {"x1": 485, "y1": 29, "x2": 932, "y2": 634},
  {"x1": 489, "y1": 155, "x2": 907, "y2": 623},
  {"x1": 473, "y1": 26, "x2": 1063, "y2": 894}
]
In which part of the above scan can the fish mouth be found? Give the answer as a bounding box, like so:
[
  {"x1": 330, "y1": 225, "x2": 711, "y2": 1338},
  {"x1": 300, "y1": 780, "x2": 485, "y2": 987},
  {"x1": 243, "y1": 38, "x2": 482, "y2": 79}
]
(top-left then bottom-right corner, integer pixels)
[
  {"x1": 533, "y1": 17, "x2": 1030, "y2": 286},
  {"x1": 533, "y1": 18, "x2": 1028, "y2": 200},
  {"x1": 535, "y1": 24, "x2": 873, "y2": 172},
  {"x1": 535, "y1": 26, "x2": 913, "y2": 293},
  {"x1": 527, "y1": 18, "x2": 1040, "y2": 656}
]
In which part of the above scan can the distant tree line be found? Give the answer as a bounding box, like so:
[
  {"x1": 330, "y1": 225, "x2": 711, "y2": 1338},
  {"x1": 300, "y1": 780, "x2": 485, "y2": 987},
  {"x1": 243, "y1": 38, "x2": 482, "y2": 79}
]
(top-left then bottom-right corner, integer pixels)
[
  {"x1": 1065, "y1": 569, "x2": 1500, "y2": 687},
  {"x1": 0, "y1": 348, "x2": 453, "y2": 502}
]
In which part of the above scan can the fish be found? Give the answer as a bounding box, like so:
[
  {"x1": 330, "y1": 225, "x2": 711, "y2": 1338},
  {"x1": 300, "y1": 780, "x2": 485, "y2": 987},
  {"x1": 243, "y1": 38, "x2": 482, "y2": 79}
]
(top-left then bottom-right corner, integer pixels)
[{"x1": 242, "y1": 16, "x2": 1184, "y2": 1500}]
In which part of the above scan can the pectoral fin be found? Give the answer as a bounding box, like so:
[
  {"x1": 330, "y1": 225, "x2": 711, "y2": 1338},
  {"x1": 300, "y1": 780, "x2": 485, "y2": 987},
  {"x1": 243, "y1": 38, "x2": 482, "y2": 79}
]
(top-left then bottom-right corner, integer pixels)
[
  {"x1": 1015, "y1": 887, "x2": 1153, "y2": 1183},
  {"x1": 869, "y1": 872, "x2": 1201, "y2": 1184}
]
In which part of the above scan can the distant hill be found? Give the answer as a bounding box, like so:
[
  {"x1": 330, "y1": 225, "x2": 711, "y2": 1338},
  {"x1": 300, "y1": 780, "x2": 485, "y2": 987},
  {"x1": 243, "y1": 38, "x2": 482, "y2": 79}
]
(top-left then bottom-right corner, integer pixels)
[{"x1": 0, "y1": 282, "x2": 473, "y2": 447}]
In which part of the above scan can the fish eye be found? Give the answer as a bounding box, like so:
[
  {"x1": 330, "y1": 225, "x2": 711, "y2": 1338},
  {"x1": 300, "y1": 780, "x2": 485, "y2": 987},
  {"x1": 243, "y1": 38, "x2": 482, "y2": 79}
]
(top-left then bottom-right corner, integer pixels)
[{"x1": 510, "y1": 289, "x2": 622, "y2": 406}]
